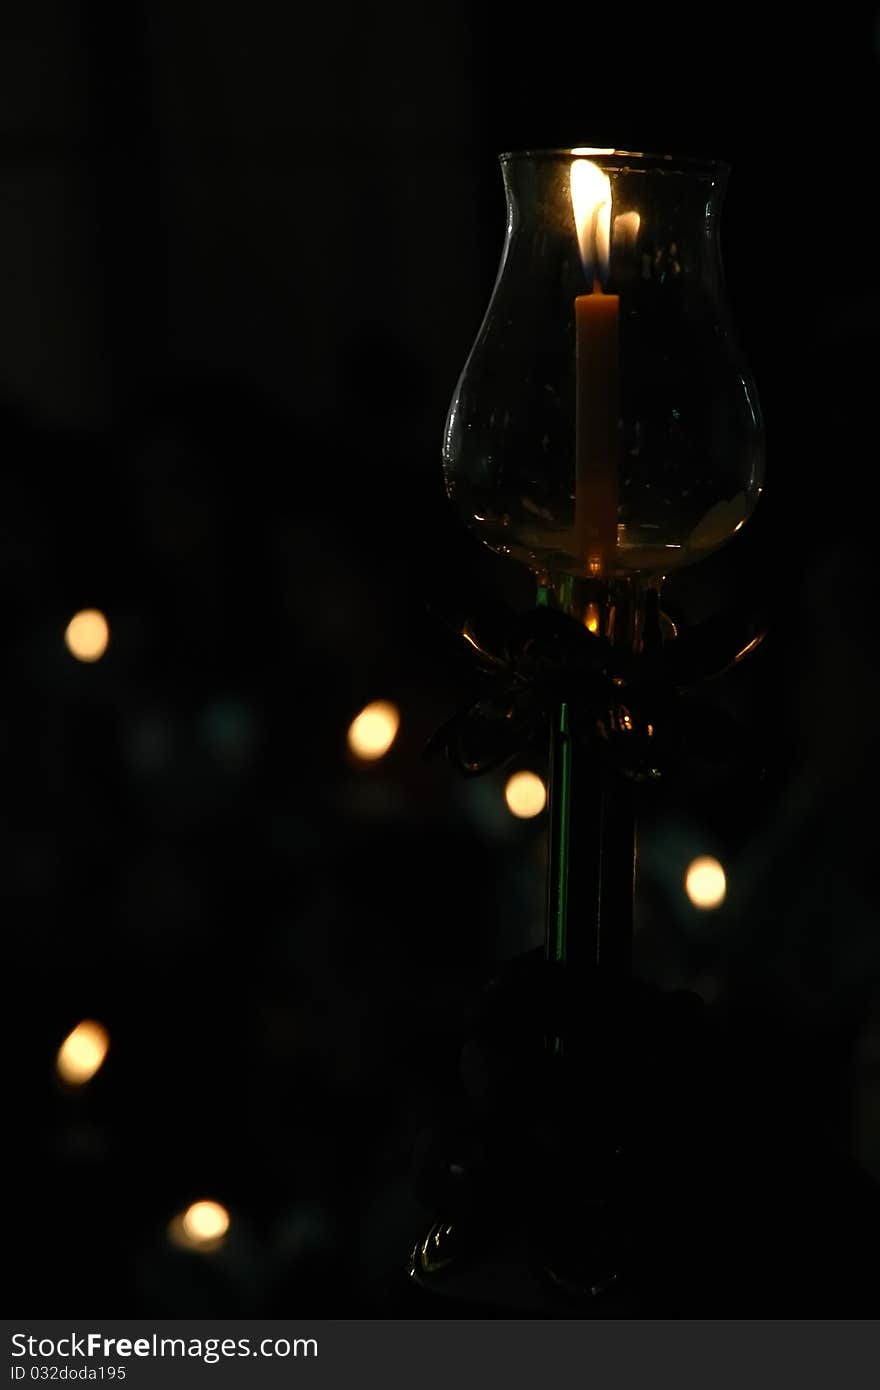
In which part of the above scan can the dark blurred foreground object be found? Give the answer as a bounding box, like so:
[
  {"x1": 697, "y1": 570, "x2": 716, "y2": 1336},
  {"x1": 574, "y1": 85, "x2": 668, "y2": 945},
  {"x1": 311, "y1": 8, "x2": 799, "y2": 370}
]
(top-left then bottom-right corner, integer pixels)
[{"x1": 408, "y1": 950, "x2": 880, "y2": 1316}]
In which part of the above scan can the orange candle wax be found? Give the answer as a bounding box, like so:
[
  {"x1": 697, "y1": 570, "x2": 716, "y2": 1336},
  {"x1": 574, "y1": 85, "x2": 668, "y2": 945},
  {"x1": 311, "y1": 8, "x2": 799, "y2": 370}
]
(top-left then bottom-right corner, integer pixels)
[{"x1": 574, "y1": 280, "x2": 620, "y2": 577}]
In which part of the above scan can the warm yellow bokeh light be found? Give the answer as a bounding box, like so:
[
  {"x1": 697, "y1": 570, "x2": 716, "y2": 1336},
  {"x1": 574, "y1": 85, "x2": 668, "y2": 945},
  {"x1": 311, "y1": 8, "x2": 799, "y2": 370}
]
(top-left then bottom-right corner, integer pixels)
[
  {"x1": 169, "y1": 1200, "x2": 231, "y2": 1252},
  {"x1": 56, "y1": 1020, "x2": 110, "y2": 1085},
  {"x1": 504, "y1": 770, "x2": 548, "y2": 819},
  {"x1": 347, "y1": 700, "x2": 400, "y2": 761},
  {"x1": 64, "y1": 609, "x2": 110, "y2": 663},
  {"x1": 183, "y1": 1200, "x2": 230, "y2": 1242},
  {"x1": 685, "y1": 856, "x2": 727, "y2": 910}
]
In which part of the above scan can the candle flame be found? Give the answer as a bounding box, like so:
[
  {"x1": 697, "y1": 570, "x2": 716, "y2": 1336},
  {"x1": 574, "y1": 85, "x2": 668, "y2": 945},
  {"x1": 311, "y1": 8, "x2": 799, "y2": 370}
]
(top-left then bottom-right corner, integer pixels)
[{"x1": 570, "y1": 159, "x2": 612, "y2": 285}]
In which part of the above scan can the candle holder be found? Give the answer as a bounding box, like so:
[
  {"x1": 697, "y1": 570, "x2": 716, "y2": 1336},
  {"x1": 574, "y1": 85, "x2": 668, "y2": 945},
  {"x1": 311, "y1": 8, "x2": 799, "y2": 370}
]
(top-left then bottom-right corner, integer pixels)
[
  {"x1": 444, "y1": 147, "x2": 763, "y2": 600},
  {"x1": 411, "y1": 149, "x2": 766, "y2": 1313}
]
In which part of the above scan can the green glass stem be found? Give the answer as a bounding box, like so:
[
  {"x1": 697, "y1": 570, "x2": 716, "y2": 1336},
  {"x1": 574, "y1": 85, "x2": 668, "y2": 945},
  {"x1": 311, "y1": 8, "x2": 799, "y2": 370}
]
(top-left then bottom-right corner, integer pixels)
[
  {"x1": 540, "y1": 575, "x2": 642, "y2": 1021},
  {"x1": 545, "y1": 700, "x2": 636, "y2": 977}
]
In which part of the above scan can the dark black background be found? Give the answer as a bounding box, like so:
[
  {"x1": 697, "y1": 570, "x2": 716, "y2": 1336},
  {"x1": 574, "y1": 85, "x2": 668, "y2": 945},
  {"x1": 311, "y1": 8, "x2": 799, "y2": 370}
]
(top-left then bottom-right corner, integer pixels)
[{"x1": 3, "y1": 0, "x2": 879, "y2": 1315}]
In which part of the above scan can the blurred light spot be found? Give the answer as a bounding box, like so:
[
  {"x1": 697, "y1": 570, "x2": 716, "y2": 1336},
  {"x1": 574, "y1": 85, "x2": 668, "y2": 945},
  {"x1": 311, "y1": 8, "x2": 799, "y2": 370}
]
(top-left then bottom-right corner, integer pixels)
[
  {"x1": 347, "y1": 700, "x2": 400, "y2": 761},
  {"x1": 64, "y1": 609, "x2": 110, "y2": 663},
  {"x1": 585, "y1": 602, "x2": 600, "y2": 634},
  {"x1": 198, "y1": 698, "x2": 258, "y2": 769},
  {"x1": 685, "y1": 855, "x2": 727, "y2": 910},
  {"x1": 169, "y1": 1200, "x2": 230, "y2": 1253},
  {"x1": 56, "y1": 1020, "x2": 110, "y2": 1086},
  {"x1": 505, "y1": 770, "x2": 547, "y2": 819}
]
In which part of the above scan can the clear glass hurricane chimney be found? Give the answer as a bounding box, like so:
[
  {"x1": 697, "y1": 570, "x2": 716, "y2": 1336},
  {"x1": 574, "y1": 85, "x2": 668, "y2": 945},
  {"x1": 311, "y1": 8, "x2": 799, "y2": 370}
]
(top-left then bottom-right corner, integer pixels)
[{"x1": 443, "y1": 148, "x2": 764, "y2": 617}]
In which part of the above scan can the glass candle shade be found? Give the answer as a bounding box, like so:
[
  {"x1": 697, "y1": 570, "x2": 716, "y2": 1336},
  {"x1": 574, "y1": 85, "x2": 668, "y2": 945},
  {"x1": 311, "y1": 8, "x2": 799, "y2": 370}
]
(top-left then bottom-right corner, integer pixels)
[{"x1": 443, "y1": 149, "x2": 764, "y2": 610}]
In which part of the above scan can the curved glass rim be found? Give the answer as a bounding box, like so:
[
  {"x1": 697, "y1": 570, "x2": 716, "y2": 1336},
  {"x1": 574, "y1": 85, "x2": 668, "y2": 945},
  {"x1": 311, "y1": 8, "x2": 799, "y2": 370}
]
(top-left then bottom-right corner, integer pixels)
[{"x1": 498, "y1": 147, "x2": 730, "y2": 175}]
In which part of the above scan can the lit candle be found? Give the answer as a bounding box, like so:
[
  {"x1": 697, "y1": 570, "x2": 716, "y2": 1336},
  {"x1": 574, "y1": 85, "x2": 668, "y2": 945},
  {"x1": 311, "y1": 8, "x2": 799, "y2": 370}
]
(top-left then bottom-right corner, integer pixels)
[{"x1": 571, "y1": 159, "x2": 620, "y2": 577}]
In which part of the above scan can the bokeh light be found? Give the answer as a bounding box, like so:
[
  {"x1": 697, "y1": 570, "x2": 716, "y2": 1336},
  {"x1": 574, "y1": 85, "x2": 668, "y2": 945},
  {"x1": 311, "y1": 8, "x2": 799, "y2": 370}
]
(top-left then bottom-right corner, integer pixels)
[
  {"x1": 168, "y1": 1200, "x2": 231, "y2": 1253},
  {"x1": 56, "y1": 1020, "x2": 110, "y2": 1086},
  {"x1": 504, "y1": 770, "x2": 548, "y2": 819},
  {"x1": 685, "y1": 855, "x2": 727, "y2": 910},
  {"x1": 64, "y1": 609, "x2": 110, "y2": 663},
  {"x1": 347, "y1": 700, "x2": 400, "y2": 761}
]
